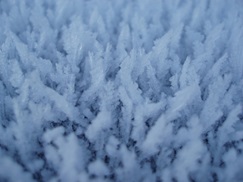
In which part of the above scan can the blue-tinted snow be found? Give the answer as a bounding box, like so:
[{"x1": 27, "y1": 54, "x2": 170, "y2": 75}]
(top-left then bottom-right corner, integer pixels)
[{"x1": 0, "y1": 0, "x2": 243, "y2": 181}]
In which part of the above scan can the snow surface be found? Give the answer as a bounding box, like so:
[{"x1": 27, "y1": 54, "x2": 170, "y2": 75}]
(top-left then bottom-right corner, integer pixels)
[{"x1": 0, "y1": 0, "x2": 243, "y2": 181}]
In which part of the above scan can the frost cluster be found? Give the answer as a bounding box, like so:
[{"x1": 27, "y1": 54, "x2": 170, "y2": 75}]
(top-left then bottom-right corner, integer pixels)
[{"x1": 0, "y1": 0, "x2": 243, "y2": 181}]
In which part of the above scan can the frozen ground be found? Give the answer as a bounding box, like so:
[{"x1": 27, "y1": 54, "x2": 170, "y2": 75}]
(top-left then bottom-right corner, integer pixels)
[{"x1": 0, "y1": 0, "x2": 243, "y2": 181}]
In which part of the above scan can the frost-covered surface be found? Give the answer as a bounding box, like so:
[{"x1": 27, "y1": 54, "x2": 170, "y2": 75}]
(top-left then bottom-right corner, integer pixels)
[{"x1": 0, "y1": 0, "x2": 243, "y2": 181}]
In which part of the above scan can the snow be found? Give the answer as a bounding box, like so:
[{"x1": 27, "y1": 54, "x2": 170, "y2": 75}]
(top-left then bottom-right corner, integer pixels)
[{"x1": 0, "y1": 0, "x2": 243, "y2": 181}]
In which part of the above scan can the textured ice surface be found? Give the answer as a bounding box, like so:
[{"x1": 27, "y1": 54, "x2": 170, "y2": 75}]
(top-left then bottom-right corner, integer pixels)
[{"x1": 0, "y1": 0, "x2": 243, "y2": 181}]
